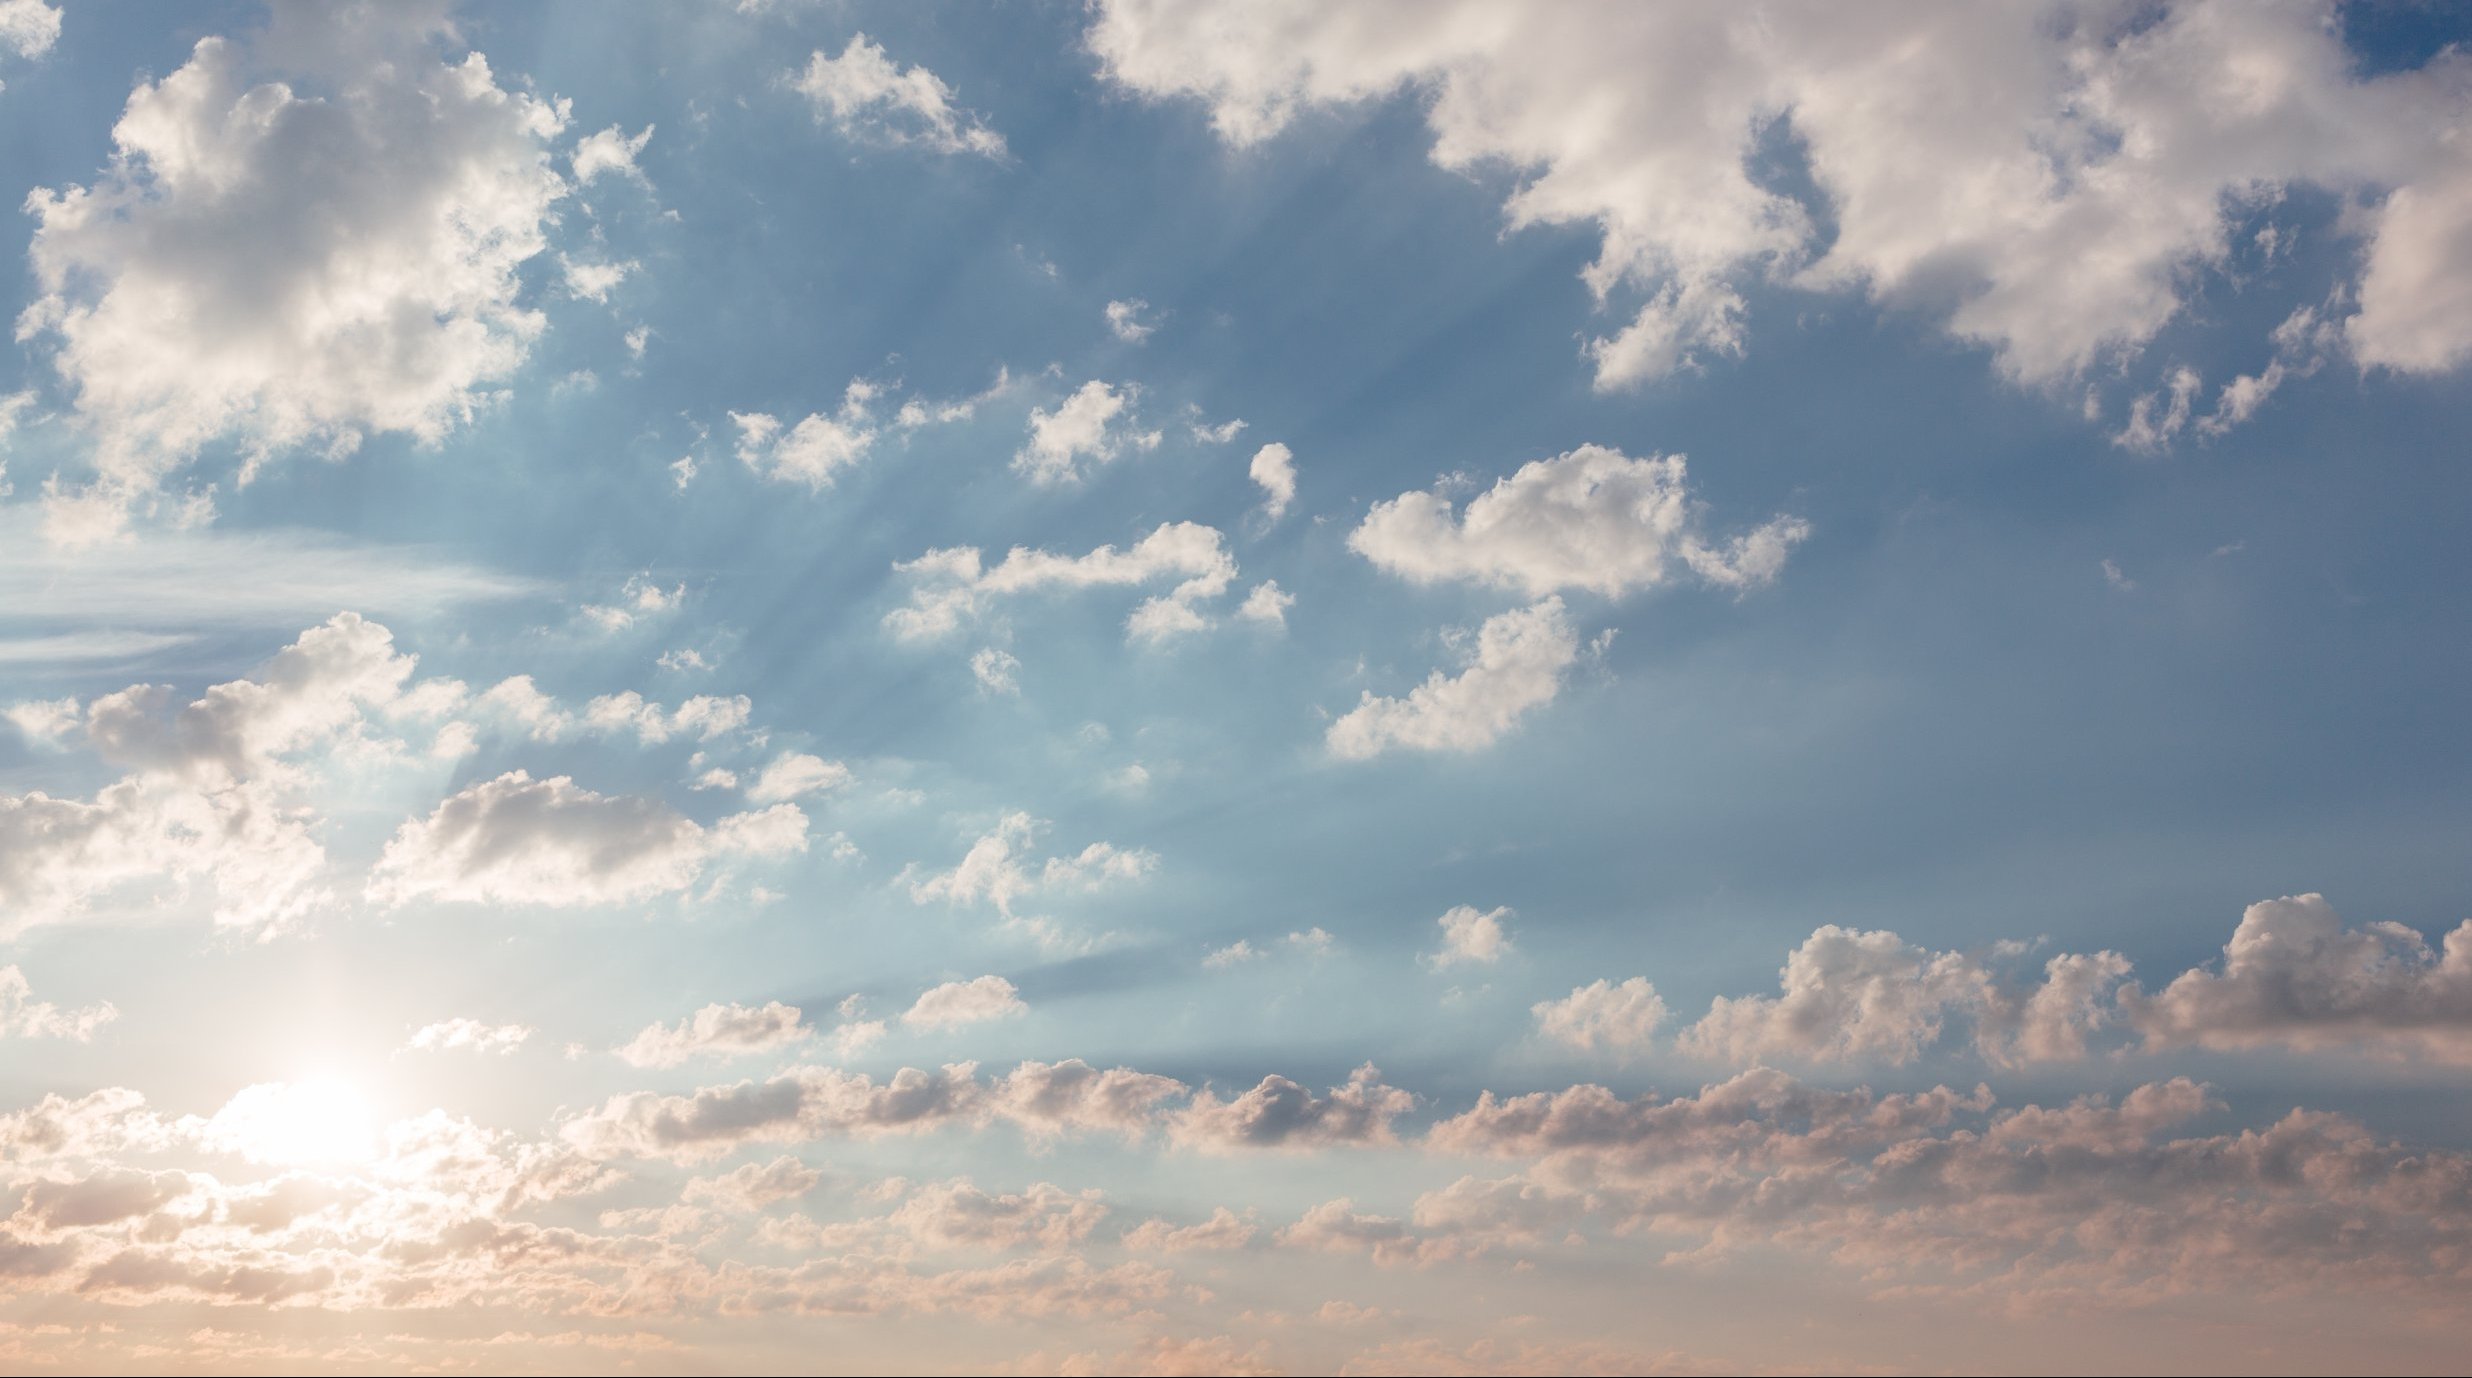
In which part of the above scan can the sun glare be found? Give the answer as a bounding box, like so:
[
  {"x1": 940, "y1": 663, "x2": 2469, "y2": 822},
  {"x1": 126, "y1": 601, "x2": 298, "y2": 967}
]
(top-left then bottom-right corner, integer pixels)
[{"x1": 209, "y1": 1079, "x2": 380, "y2": 1168}]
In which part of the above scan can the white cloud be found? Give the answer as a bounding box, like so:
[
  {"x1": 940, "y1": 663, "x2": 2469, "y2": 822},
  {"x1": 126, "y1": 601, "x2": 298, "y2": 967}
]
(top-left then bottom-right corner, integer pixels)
[
  {"x1": 559, "y1": 253, "x2": 637, "y2": 303},
  {"x1": 1105, "y1": 298, "x2": 1158, "y2": 343},
  {"x1": 1203, "y1": 940, "x2": 1259, "y2": 969},
  {"x1": 404, "y1": 1018, "x2": 533, "y2": 1056},
  {"x1": 368, "y1": 771, "x2": 807, "y2": 909},
  {"x1": 580, "y1": 572, "x2": 685, "y2": 632},
  {"x1": 1425, "y1": 906, "x2": 1513, "y2": 969},
  {"x1": 791, "y1": 34, "x2": 1005, "y2": 158},
  {"x1": 1172, "y1": 1064, "x2": 1414, "y2": 1152},
  {"x1": 1121, "y1": 1207, "x2": 1257, "y2": 1253},
  {"x1": 1532, "y1": 977, "x2": 1665, "y2": 1054},
  {"x1": 1327, "y1": 598, "x2": 1578, "y2": 760},
  {"x1": 2112, "y1": 366, "x2": 2202, "y2": 454},
  {"x1": 2125, "y1": 894, "x2": 2472, "y2": 1063},
  {"x1": 21, "y1": 7, "x2": 569, "y2": 532},
  {"x1": 1090, "y1": 1, "x2": 2472, "y2": 397},
  {"x1": 1236, "y1": 580, "x2": 1294, "y2": 629},
  {"x1": 618, "y1": 1001, "x2": 810, "y2": 1068},
  {"x1": 2101, "y1": 558, "x2": 2138, "y2": 593},
  {"x1": 1013, "y1": 380, "x2": 1163, "y2": 485},
  {"x1": 1189, "y1": 414, "x2": 1247, "y2": 445},
  {"x1": 903, "y1": 976, "x2": 1027, "y2": 1031},
  {"x1": 906, "y1": 811, "x2": 1156, "y2": 936},
  {"x1": 886, "y1": 521, "x2": 1238, "y2": 646},
  {"x1": 0, "y1": 966, "x2": 116, "y2": 1041},
  {"x1": 0, "y1": 1, "x2": 60, "y2": 63},
  {"x1": 745, "y1": 752, "x2": 851, "y2": 804},
  {"x1": 731, "y1": 380, "x2": 881, "y2": 491},
  {"x1": 1351, "y1": 445, "x2": 1807, "y2": 598},
  {"x1": 570, "y1": 122, "x2": 653, "y2": 186},
  {"x1": 971, "y1": 647, "x2": 1021, "y2": 696},
  {"x1": 1248, "y1": 442, "x2": 1297, "y2": 523}
]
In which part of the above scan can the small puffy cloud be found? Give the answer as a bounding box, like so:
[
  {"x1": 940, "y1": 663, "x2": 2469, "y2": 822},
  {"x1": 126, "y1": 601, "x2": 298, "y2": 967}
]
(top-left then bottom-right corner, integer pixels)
[
  {"x1": 571, "y1": 122, "x2": 653, "y2": 185},
  {"x1": 1236, "y1": 580, "x2": 1294, "y2": 629},
  {"x1": 1352, "y1": 446, "x2": 1807, "y2": 598},
  {"x1": 1426, "y1": 906, "x2": 1513, "y2": 969},
  {"x1": 2349, "y1": 153, "x2": 2472, "y2": 373},
  {"x1": 1105, "y1": 298, "x2": 1157, "y2": 343},
  {"x1": 562, "y1": 1062, "x2": 987, "y2": 1162},
  {"x1": 580, "y1": 572, "x2": 685, "y2": 632},
  {"x1": 732, "y1": 381, "x2": 882, "y2": 491},
  {"x1": 618, "y1": 1001, "x2": 811, "y2": 1068},
  {"x1": 2125, "y1": 894, "x2": 2472, "y2": 1063},
  {"x1": 971, "y1": 647, "x2": 1021, "y2": 696},
  {"x1": 887, "y1": 522, "x2": 1238, "y2": 646},
  {"x1": 682, "y1": 1156, "x2": 820, "y2": 1212},
  {"x1": 580, "y1": 690, "x2": 752, "y2": 745},
  {"x1": 1248, "y1": 442, "x2": 1296, "y2": 523},
  {"x1": 906, "y1": 813, "x2": 1156, "y2": 947},
  {"x1": 2112, "y1": 366, "x2": 2201, "y2": 454},
  {"x1": 2101, "y1": 558, "x2": 2138, "y2": 593},
  {"x1": 1203, "y1": 940, "x2": 1259, "y2": 969},
  {"x1": 368, "y1": 771, "x2": 807, "y2": 909},
  {"x1": 1121, "y1": 1206, "x2": 1256, "y2": 1253},
  {"x1": 745, "y1": 752, "x2": 851, "y2": 805},
  {"x1": 558, "y1": 253, "x2": 637, "y2": 303},
  {"x1": 1533, "y1": 977, "x2": 1665, "y2": 1054},
  {"x1": 404, "y1": 1018, "x2": 533, "y2": 1056},
  {"x1": 888, "y1": 1178, "x2": 1108, "y2": 1252},
  {"x1": 792, "y1": 33, "x2": 1004, "y2": 158},
  {"x1": 0, "y1": 1, "x2": 61, "y2": 63},
  {"x1": 903, "y1": 976, "x2": 1027, "y2": 1031},
  {"x1": 1328, "y1": 599, "x2": 1578, "y2": 761},
  {"x1": 1013, "y1": 380, "x2": 1163, "y2": 486},
  {"x1": 22, "y1": 11, "x2": 569, "y2": 531},
  {"x1": 0, "y1": 966, "x2": 117, "y2": 1041},
  {"x1": 1173, "y1": 1064, "x2": 1414, "y2": 1152},
  {"x1": 991, "y1": 1059, "x2": 1187, "y2": 1141}
]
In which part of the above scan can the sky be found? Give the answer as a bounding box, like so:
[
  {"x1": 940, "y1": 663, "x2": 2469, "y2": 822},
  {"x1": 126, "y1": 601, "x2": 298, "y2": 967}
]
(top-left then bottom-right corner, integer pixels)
[{"x1": 1, "y1": 1, "x2": 2471, "y2": 1373}]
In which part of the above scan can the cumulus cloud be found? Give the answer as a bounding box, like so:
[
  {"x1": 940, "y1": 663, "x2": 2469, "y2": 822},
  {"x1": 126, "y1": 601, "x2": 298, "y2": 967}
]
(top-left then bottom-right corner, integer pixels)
[
  {"x1": 1121, "y1": 1206, "x2": 1257, "y2": 1253},
  {"x1": 1248, "y1": 442, "x2": 1296, "y2": 522},
  {"x1": 1236, "y1": 580, "x2": 1294, "y2": 629},
  {"x1": 886, "y1": 522, "x2": 1239, "y2": 646},
  {"x1": 731, "y1": 380, "x2": 883, "y2": 491},
  {"x1": 1104, "y1": 298, "x2": 1158, "y2": 343},
  {"x1": 971, "y1": 647, "x2": 1021, "y2": 695},
  {"x1": 0, "y1": 966, "x2": 117, "y2": 1041},
  {"x1": 1327, "y1": 598, "x2": 1578, "y2": 760},
  {"x1": 904, "y1": 976, "x2": 1027, "y2": 1031},
  {"x1": 1172, "y1": 1064, "x2": 1414, "y2": 1152},
  {"x1": 2125, "y1": 893, "x2": 2472, "y2": 1063},
  {"x1": 1352, "y1": 446, "x2": 1807, "y2": 598},
  {"x1": 905, "y1": 812, "x2": 1156, "y2": 940},
  {"x1": 570, "y1": 122, "x2": 653, "y2": 185},
  {"x1": 792, "y1": 33, "x2": 1005, "y2": 158},
  {"x1": 368, "y1": 771, "x2": 807, "y2": 909},
  {"x1": 1425, "y1": 906, "x2": 1513, "y2": 969},
  {"x1": 404, "y1": 1018, "x2": 533, "y2": 1056},
  {"x1": 617, "y1": 1002, "x2": 811, "y2": 1069},
  {"x1": 744, "y1": 752, "x2": 851, "y2": 805},
  {"x1": 1533, "y1": 978, "x2": 1665, "y2": 1054},
  {"x1": 21, "y1": 6, "x2": 569, "y2": 534},
  {"x1": 1090, "y1": 1, "x2": 2472, "y2": 393},
  {"x1": 1013, "y1": 380, "x2": 1163, "y2": 485}
]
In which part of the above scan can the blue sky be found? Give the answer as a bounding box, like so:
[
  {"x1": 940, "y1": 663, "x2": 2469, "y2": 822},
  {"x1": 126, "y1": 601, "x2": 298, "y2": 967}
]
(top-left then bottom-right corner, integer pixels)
[{"x1": 3, "y1": 2, "x2": 2472, "y2": 1373}]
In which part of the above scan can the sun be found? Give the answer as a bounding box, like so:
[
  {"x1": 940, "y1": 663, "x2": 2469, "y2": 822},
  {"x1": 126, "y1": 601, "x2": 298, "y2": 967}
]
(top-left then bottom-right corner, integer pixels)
[{"x1": 209, "y1": 1078, "x2": 380, "y2": 1168}]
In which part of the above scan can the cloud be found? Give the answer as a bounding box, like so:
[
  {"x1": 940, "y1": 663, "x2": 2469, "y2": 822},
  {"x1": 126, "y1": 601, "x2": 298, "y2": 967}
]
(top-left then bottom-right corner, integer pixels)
[
  {"x1": 1425, "y1": 906, "x2": 1513, "y2": 969},
  {"x1": 21, "y1": 6, "x2": 569, "y2": 531},
  {"x1": 792, "y1": 34, "x2": 1005, "y2": 158},
  {"x1": 731, "y1": 380, "x2": 882, "y2": 491},
  {"x1": 905, "y1": 813, "x2": 1157, "y2": 945},
  {"x1": 1121, "y1": 1206, "x2": 1257, "y2": 1254},
  {"x1": 1351, "y1": 445, "x2": 1806, "y2": 598},
  {"x1": 1677, "y1": 924, "x2": 2129, "y2": 1069},
  {"x1": 1532, "y1": 978, "x2": 1665, "y2": 1054},
  {"x1": 1173, "y1": 1064, "x2": 1414, "y2": 1152},
  {"x1": 971, "y1": 647, "x2": 1021, "y2": 695},
  {"x1": 570, "y1": 122, "x2": 653, "y2": 185},
  {"x1": 1105, "y1": 299, "x2": 1158, "y2": 343},
  {"x1": 368, "y1": 771, "x2": 807, "y2": 909},
  {"x1": 0, "y1": 1, "x2": 60, "y2": 64},
  {"x1": 1248, "y1": 442, "x2": 1296, "y2": 523},
  {"x1": 1090, "y1": 1, "x2": 2472, "y2": 393},
  {"x1": 990, "y1": 1059, "x2": 1188, "y2": 1141},
  {"x1": 1327, "y1": 598, "x2": 1578, "y2": 760},
  {"x1": 888, "y1": 1179, "x2": 1108, "y2": 1253},
  {"x1": 2124, "y1": 894, "x2": 2472, "y2": 1063},
  {"x1": 682, "y1": 1156, "x2": 820, "y2": 1213},
  {"x1": 617, "y1": 1002, "x2": 811, "y2": 1069},
  {"x1": 904, "y1": 976, "x2": 1027, "y2": 1031},
  {"x1": 886, "y1": 522, "x2": 1238, "y2": 646},
  {"x1": 1235, "y1": 581, "x2": 1293, "y2": 631},
  {"x1": 404, "y1": 1018, "x2": 533, "y2": 1056},
  {"x1": 0, "y1": 966, "x2": 117, "y2": 1041},
  {"x1": 745, "y1": 752, "x2": 851, "y2": 805},
  {"x1": 1014, "y1": 380, "x2": 1163, "y2": 486}
]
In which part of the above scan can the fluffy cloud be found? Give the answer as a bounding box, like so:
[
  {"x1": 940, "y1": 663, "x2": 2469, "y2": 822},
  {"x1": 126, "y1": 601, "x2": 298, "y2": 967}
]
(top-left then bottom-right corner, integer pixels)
[
  {"x1": 731, "y1": 380, "x2": 882, "y2": 491},
  {"x1": 1236, "y1": 581, "x2": 1293, "y2": 629},
  {"x1": 1532, "y1": 978, "x2": 1664, "y2": 1054},
  {"x1": 2125, "y1": 894, "x2": 2472, "y2": 1062},
  {"x1": 1120, "y1": 1206, "x2": 1257, "y2": 1254},
  {"x1": 887, "y1": 522, "x2": 1239, "y2": 646},
  {"x1": 1248, "y1": 442, "x2": 1296, "y2": 523},
  {"x1": 971, "y1": 647, "x2": 1021, "y2": 695},
  {"x1": 1425, "y1": 906, "x2": 1513, "y2": 969},
  {"x1": 617, "y1": 1002, "x2": 811, "y2": 1069},
  {"x1": 792, "y1": 33, "x2": 1005, "y2": 158},
  {"x1": 990, "y1": 1059, "x2": 1189, "y2": 1141},
  {"x1": 1172, "y1": 1064, "x2": 1414, "y2": 1152},
  {"x1": 0, "y1": 1, "x2": 59, "y2": 66},
  {"x1": 904, "y1": 976, "x2": 1027, "y2": 1031},
  {"x1": 1104, "y1": 298, "x2": 1157, "y2": 343},
  {"x1": 887, "y1": 1179, "x2": 1108, "y2": 1253},
  {"x1": 1327, "y1": 598, "x2": 1577, "y2": 760},
  {"x1": 1090, "y1": 1, "x2": 2472, "y2": 394},
  {"x1": 21, "y1": 6, "x2": 569, "y2": 533},
  {"x1": 570, "y1": 122, "x2": 653, "y2": 186},
  {"x1": 0, "y1": 967, "x2": 116, "y2": 1040},
  {"x1": 744, "y1": 752, "x2": 851, "y2": 805},
  {"x1": 1352, "y1": 446, "x2": 1806, "y2": 597},
  {"x1": 905, "y1": 813, "x2": 1155, "y2": 953},
  {"x1": 1013, "y1": 380, "x2": 1163, "y2": 485},
  {"x1": 403, "y1": 1018, "x2": 533, "y2": 1056},
  {"x1": 562, "y1": 1063, "x2": 988, "y2": 1162},
  {"x1": 368, "y1": 771, "x2": 807, "y2": 909}
]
